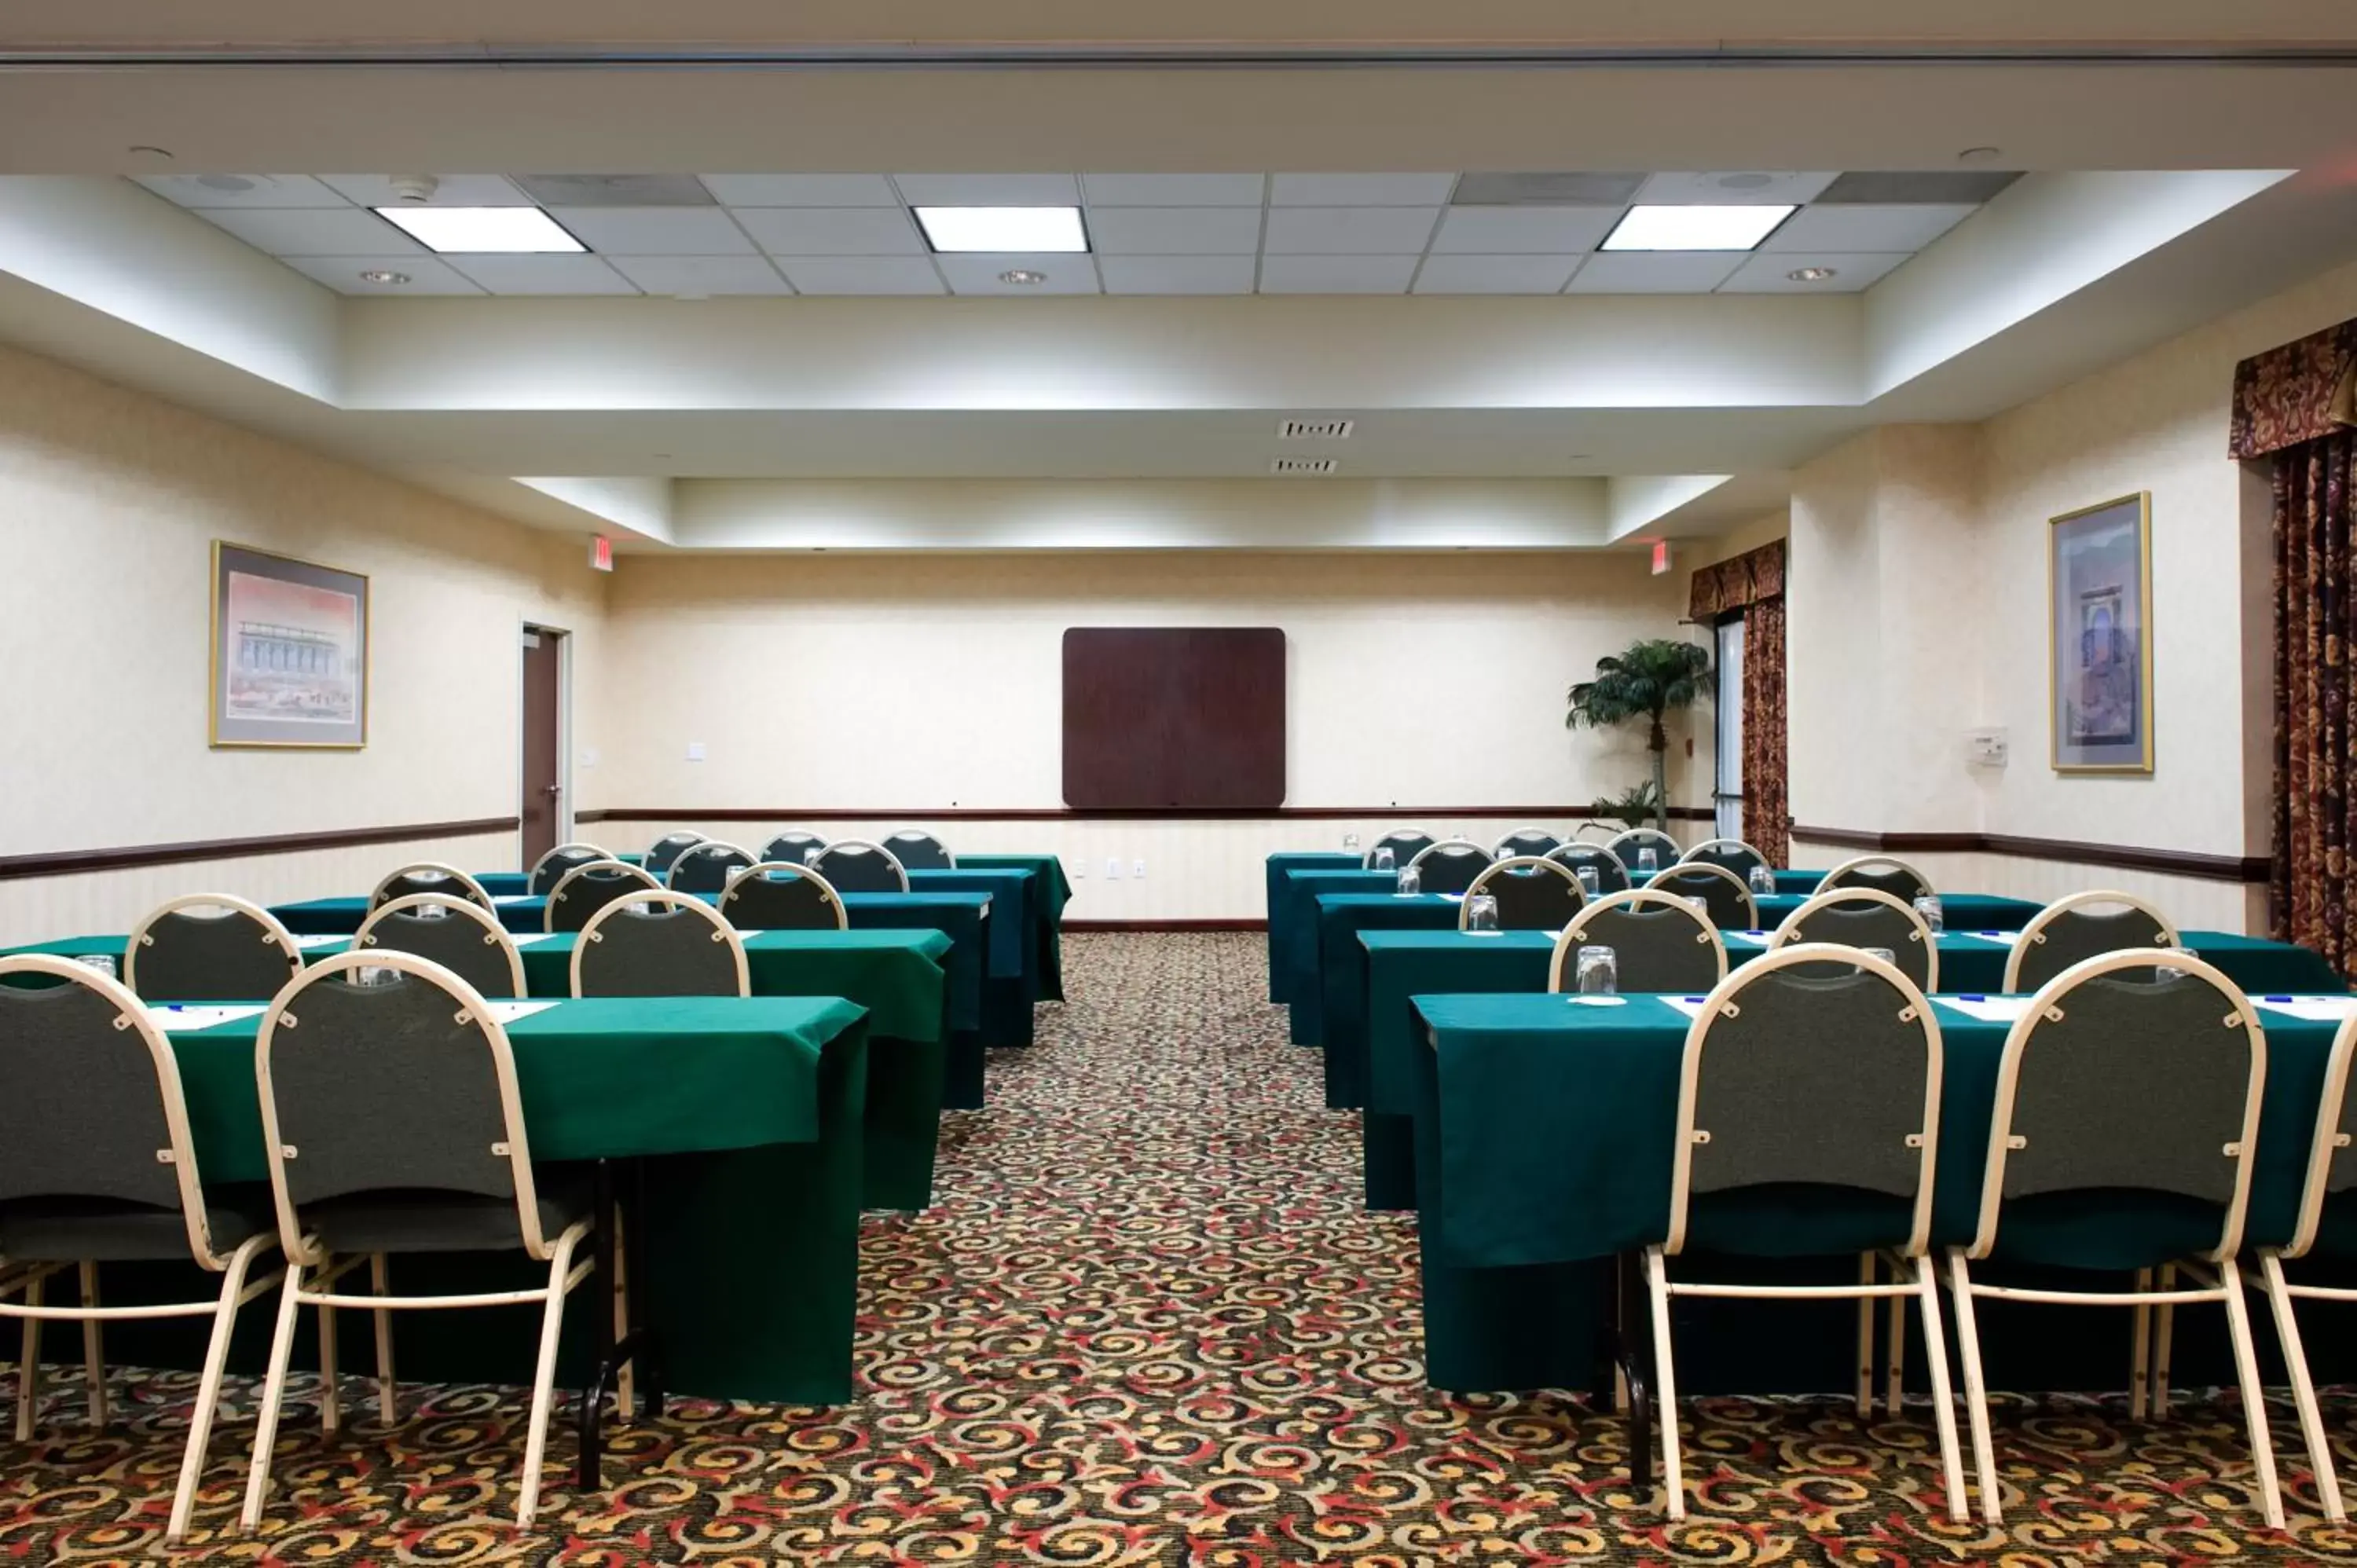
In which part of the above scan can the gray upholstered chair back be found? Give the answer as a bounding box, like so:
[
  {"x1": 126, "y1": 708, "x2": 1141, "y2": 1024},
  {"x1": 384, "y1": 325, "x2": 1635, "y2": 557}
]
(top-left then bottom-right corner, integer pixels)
[
  {"x1": 256, "y1": 952, "x2": 544, "y2": 1260},
  {"x1": 814, "y1": 840, "x2": 910, "y2": 892},
  {"x1": 1365, "y1": 830, "x2": 1435, "y2": 869},
  {"x1": 1681, "y1": 838, "x2": 1769, "y2": 880},
  {"x1": 1546, "y1": 843, "x2": 1632, "y2": 896},
  {"x1": 0, "y1": 958, "x2": 208, "y2": 1257},
  {"x1": 2004, "y1": 891, "x2": 2180, "y2": 994},
  {"x1": 763, "y1": 830, "x2": 827, "y2": 866},
  {"x1": 718, "y1": 864, "x2": 849, "y2": 931},
  {"x1": 1971, "y1": 952, "x2": 2263, "y2": 1261},
  {"x1": 357, "y1": 894, "x2": 525, "y2": 998},
  {"x1": 1669, "y1": 946, "x2": 1939, "y2": 1255},
  {"x1": 1552, "y1": 892, "x2": 1727, "y2": 993},
  {"x1": 882, "y1": 830, "x2": 955, "y2": 870},
  {"x1": 2289, "y1": 1014, "x2": 2357, "y2": 1259},
  {"x1": 1464, "y1": 856, "x2": 1584, "y2": 931},
  {"x1": 1493, "y1": 827, "x2": 1563, "y2": 859},
  {"x1": 125, "y1": 894, "x2": 303, "y2": 1002},
  {"x1": 643, "y1": 832, "x2": 707, "y2": 878},
  {"x1": 572, "y1": 892, "x2": 749, "y2": 998},
  {"x1": 1772, "y1": 888, "x2": 1938, "y2": 995},
  {"x1": 1820, "y1": 855, "x2": 1933, "y2": 905},
  {"x1": 1406, "y1": 840, "x2": 1494, "y2": 896},
  {"x1": 1607, "y1": 828, "x2": 1683, "y2": 875},
  {"x1": 545, "y1": 860, "x2": 660, "y2": 933},
  {"x1": 369, "y1": 863, "x2": 493, "y2": 913},
  {"x1": 666, "y1": 840, "x2": 757, "y2": 895},
  {"x1": 1646, "y1": 863, "x2": 1756, "y2": 932},
  {"x1": 527, "y1": 843, "x2": 609, "y2": 897}
]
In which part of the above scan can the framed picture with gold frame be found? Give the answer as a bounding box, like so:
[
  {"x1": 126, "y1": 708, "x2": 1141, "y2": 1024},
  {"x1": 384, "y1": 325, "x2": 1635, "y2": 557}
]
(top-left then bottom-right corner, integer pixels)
[
  {"x1": 2048, "y1": 493, "x2": 2152, "y2": 774},
  {"x1": 208, "y1": 541, "x2": 370, "y2": 749}
]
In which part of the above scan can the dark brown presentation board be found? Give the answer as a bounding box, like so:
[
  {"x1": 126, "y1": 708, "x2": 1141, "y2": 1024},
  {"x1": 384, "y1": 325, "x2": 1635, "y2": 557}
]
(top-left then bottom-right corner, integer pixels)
[{"x1": 1061, "y1": 628, "x2": 1286, "y2": 808}]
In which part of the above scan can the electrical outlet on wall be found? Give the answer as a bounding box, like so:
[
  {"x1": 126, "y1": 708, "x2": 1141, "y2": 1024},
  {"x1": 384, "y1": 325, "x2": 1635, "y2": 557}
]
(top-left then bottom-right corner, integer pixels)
[
  {"x1": 1069, "y1": 860, "x2": 1085, "y2": 878},
  {"x1": 1132, "y1": 859, "x2": 1147, "y2": 878},
  {"x1": 1105, "y1": 858, "x2": 1123, "y2": 880},
  {"x1": 685, "y1": 742, "x2": 706, "y2": 762}
]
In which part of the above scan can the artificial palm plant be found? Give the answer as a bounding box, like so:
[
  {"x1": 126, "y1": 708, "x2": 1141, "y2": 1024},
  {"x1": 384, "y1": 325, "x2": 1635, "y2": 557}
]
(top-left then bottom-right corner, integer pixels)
[{"x1": 1566, "y1": 638, "x2": 1714, "y2": 832}]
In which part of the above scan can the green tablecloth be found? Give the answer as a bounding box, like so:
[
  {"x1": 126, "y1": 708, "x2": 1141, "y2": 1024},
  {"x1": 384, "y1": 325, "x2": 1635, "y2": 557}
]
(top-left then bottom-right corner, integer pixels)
[
  {"x1": 9, "y1": 930, "x2": 953, "y2": 1211},
  {"x1": 1752, "y1": 892, "x2": 2040, "y2": 931},
  {"x1": 1341, "y1": 927, "x2": 2348, "y2": 1218},
  {"x1": 910, "y1": 869, "x2": 1037, "y2": 1047},
  {"x1": 1282, "y1": 874, "x2": 1401, "y2": 1041},
  {"x1": 1405, "y1": 991, "x2": 2353, "y2": 1396},
  {"x1": 959, "y1": 855, "x2": 1072, "y2": 1003},
  {"x1": 71, "y1": 996, "x2": 867, "y2": 1405},
  {"x1": 1267, "y1": 854, "x2": 1363, "y2": 1003}
]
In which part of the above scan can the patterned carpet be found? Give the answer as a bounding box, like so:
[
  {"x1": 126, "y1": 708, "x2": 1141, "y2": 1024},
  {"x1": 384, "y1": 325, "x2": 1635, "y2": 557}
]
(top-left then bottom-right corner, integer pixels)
[{"x1": 5, "y1": 932, "x2": 2356, "y2": 1562}]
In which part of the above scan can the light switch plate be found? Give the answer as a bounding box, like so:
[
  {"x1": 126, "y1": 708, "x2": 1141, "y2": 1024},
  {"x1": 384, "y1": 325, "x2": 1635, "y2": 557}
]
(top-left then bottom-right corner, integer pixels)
[
  {"x1": 1132, "y1": 859, "x2": 1146, "y2": 878},
  {"x1": 1105, "y1": 858, "x2": 1123, "y2": 880},
  {"x1": 686, "y1": 742, "x2": 706, "y2": 762}
]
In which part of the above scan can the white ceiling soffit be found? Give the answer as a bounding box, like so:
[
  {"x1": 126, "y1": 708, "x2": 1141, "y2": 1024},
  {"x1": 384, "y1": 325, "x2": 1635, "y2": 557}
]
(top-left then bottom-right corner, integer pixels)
[
  {"x1": 1604, "y1": 474, "x2": 1736, "y2": 542},
  {"x1": 510, "y1": 474, "x2": 676, "y2": 544}
]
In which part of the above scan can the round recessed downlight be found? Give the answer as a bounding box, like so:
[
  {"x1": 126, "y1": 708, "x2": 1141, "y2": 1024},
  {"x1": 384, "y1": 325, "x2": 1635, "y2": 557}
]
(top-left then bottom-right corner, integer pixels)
[
  {"x1": 999, "y1": 268, "x2": 1048, "y2": 285},
  {"x1": 358, "y1": 269, "x2": 412, "y2": 285},
  {"x1": 1787, "y1": 266, "x2": 1839, "y2": 283}
]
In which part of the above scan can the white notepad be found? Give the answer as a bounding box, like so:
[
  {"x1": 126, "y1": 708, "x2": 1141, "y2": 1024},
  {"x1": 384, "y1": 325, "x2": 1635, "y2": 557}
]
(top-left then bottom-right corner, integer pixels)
[
  {"x1": 1659, "y1": 995, "x2": 1713, "y2": 1020},
  {"x1": 490, "y1": 895, "x2": 537, "y2": 907},
  {"x1": 1936, "y1": 995, "x2": 2034, "y2": 1023},
  {"x1": 1968, "y1": 930, "x2": 2022, "y2": 946},
  {"x1": 484, "y1": 1000, "x2": 557, "y2": 1024},
  {"x1": 2256, "y1": 995, "x2": 2357, "y2": 1023},
  {"x1": 1723, "y1": 930, "x2": 1774, "y2": 947},
  {"x1": 146, "y1": 1004, "x2": 266, "y2": 1030},
  {"x1": 508, "y1": 932, "x2": 556, "y2": 947},
  {"x1": 294, "y1": 934, "x2": 347, "y2": 950}
]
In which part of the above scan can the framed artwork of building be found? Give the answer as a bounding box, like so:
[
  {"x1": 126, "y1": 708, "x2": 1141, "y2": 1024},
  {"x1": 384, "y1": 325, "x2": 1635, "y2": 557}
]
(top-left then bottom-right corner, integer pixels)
[
  {"x1": 209, "y1": 541, "x2": 370, "y2": 749},
  {"x1": 2047, "y1": 493, "x2": 2153, "y2": 774}
]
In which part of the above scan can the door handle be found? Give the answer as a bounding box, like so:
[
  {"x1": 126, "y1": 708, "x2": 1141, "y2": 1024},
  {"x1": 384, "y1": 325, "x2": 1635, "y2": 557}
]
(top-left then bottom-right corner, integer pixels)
[{"x1": 543, "y1": 783, "x2": 564, "y2": 797}]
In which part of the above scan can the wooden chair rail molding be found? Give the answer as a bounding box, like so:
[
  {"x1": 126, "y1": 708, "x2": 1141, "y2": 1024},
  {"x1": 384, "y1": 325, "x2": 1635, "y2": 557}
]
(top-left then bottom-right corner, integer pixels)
[
  {"x1": 1789, "y1": 825, "x2": 2265, "y2": 885},
  {"x1": 0, "y1": 817, "x2": 521, "y2": 881},
  {"x1": 576, "y1": 806, "x2": 1719, "y2": 824}
]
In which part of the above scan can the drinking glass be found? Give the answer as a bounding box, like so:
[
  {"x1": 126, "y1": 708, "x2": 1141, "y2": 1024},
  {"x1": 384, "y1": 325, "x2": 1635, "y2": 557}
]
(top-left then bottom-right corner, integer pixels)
[
  {"x1": 1860, "y1": 947, "x2": 1897, "y2": 973},
  {"x1": 1466, "y1": 894, "x2": 1500, "y2": 933},
  {"x1": 412, "y1": 900, "x2": 449, "y2": 920},
  {"x1": 1576, "y1": 865, "x2": 1600, "y2": 898},
  {"x1": 1371, "y1": 847, "x2": 1396, "y2": 874},
  {"x1": 1396, "y1": 864, "x2": 1422, "y2": 896},
  {"x1": 1685, "y1": 896, "x2": 1710, "y2": 919},
  {"x1": 73, "y1": 953, "x2": 117, "y2": 979},
  {"x1": 626, "y1": 899, "x2": 654, "y2": 915},
  {"x1": 1912, "y1": 894, "x2": 1945, "y2": 934},
  {"x1": 2157, "y1": 947, "x2": 2201, "y2": 980},
  {"x1": 1342, "y1": 833, "x2": 1362, "y2": 852},
  {"x1": 1576, "y1": 945, "x2": 1618, "y2": 994},
  {"x1": 1747, "y1": 864, "x2": 1775, "y2": 896},
  {"x1": 351, "y1": 965, "x2": 399, "y2": 987},
  {"x1": 1637, "y1": 848, "x2": 1659, "y2": 875}
]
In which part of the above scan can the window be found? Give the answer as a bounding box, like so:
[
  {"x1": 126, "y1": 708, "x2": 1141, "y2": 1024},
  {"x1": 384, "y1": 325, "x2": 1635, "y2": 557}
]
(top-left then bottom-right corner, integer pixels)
[{"x1": 1714, "y1": 617, "x2": 1746, "y2": 842}]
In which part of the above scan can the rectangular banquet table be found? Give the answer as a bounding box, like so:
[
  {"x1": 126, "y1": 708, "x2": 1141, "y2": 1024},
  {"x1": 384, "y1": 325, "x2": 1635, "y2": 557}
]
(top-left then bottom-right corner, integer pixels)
[
  {"x1": 9, "y1": 995, "x2": 870, "y2": 1406},
  {"x1": 1339, "y1": 926, "x2": 2348, "y2": 1216},
  {"x1": 9, "y1": 929, "x2": 950, "y2": 1213},
  {"x1": 271, "y1": 889, "x2": 995, "y2": 1108},
  {"x1": 1266, "y1": 852, "x2": 1365, "y2": 1003},
  {"x1": 1405, "y1": 990, "x2": 2357, "y2": 1398}
]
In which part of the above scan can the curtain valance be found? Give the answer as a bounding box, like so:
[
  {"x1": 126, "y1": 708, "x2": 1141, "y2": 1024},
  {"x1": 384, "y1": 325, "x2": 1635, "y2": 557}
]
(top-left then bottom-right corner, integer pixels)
[
  {"x1": 1686, "y1": 539, "x2": 1786, "y2": 621},
  {"x1": 2231, "y1": 320, "x2": 2357, "y2": 460}
]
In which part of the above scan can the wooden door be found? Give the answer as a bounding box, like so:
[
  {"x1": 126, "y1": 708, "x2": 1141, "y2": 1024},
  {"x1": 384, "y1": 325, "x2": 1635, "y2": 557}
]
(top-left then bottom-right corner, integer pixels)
[{"x1": 521, "y1": 627, "x2": 564, "y2": 866}]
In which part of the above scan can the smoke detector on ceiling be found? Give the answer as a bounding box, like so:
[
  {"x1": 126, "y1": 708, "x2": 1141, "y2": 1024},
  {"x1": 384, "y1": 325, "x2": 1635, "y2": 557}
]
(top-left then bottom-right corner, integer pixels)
[
  {"x1": 387, "y1": 174, "x2": 441, "y2": 204},
  {"x1": 1277, "y1": 418, "x2": 1354, "y2": 440},
  {"x1": 1271, "y1": 456, "x2": 1339, "y2": 475}
]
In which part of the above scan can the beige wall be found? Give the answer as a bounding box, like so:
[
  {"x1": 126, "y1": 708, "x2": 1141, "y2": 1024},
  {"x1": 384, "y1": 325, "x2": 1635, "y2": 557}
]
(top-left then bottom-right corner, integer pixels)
[
  {"x1": 596, "y1": 549, "x2": 1707, "y2": 920},
  {"x1": 0, "y1": 341, "x2": 609, "y2": 945}
]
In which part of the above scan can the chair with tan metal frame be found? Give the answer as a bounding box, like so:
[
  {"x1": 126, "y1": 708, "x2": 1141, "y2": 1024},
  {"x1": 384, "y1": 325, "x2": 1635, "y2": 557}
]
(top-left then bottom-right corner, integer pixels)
[
  {"x1": 1363, "y1": 830, "x2": 1435, "y2": 870},
  {"x1": 1492, "y1": 826, "x2": 1563, "y2": 860},
  {"x1": 240, "y1": 950, "x2": 599, "y2": 1533},
  {"x1": 1941, "y1": 950, "x2": 2281, "y2": 1530},
  {"x1": 641, "y1": 832, "x2": 706, "y2": 882},
  {"x1": 1607, "y1": 826, "x2": 1684, "y2": 879},
  {"x1": 882, "y1": 829, "x2": 955, "y2": 870},
  {"x1": 812, "y1": 839, "x2": 911, "y2": 893},
  {"x1": 2002, "y1": 890, "x2": 2181, "y2": 995},
  {"x1": 1639, "y1": 944, "x2": 1968, "y2": 1523},
  {"x1": 124, "y1": 894, "x2": 304, "y2": 1003},
  {"x1": 0, "y1": 955, "x2": 286, "y2": 1544},
  {"x1": 2250, "y1": 1006, "x2": 2357, "y2": 1523},
  {"x1": 1574, "y1": 820, "x2": 1622, "y2": 844},
  {"x1": 356, "y1": 894, "x2": 527, "y2": 999},
  {"x1": 664, "y1": 840, "x2": 757, "y2": 896},
  {"x1": 570, "y1": 892, "x2": 750, "y2": 998},
  {"x1": 718, "y1": 863, "x2": 849, "y2": 931},
  {"x1": 1645, "y1": 862, "x2": 1758, "y2": 932},
  {"x1": 1405, "y1": 839, "x2": 1494, "y2": 897},
  {"x1": 527, "y1": 842, "x2": 610, "y2": 897},
  {"x1": 1820, "y1": 854, "x2": 1934, "y2": 906},
  {"x1": 1547, "y1": 890, "x2": 1727, "y2": 994},
  {"x1": 1547, "y1": 842, "x2": 1633, "y2": 898},
  {"x1": 1680, "y1": 837, "x2": 1770, "y2": 882},
  {"x1": 1461, "y1": 855, "x2": 1584, "y2": 932},
  {"x1": 545, "y1": 859, "x2": 662, "y2": 935},
  {"x1": 1771, "y1": 888, "x2": 1941, "y2": 996},
  {"x1": 368, "y1": 862, "x2": 495, "y2": 914},
  {"x1": 761, "y1": 830, "x2": 827, "y2": 868}
]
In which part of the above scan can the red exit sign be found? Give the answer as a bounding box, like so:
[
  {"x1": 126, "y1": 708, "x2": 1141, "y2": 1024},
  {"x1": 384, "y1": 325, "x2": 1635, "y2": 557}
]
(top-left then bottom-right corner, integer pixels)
[{"x1": 1650, "y1": 540, "x2": 1671, "y2": 575}]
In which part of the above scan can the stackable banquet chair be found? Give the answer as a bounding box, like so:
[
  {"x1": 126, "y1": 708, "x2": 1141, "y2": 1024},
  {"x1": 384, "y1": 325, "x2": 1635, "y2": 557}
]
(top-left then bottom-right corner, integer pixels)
[
  {"x1": 544, "y1": 860, "x2": 662, "y2": 934},
  {"x1": 1362, "y1": 830, "x2": 1435, "y2": 869},
  {"x1": 640, "y1": 832, "x2": 707, "y2": 881},
  {"x1": 1492, "y1": 826, "x2": 1563, "y2": 859},
  {"x1": 1646, "y1": 862, "x2": 1758, "y2": 932},
  {"x1": 356, "y1": 893, "x2": 526, "y2": 998},
  {"x1": 125, "y1": 894, "x2": 304, "y2": 1002},
  {"x1": 1461, "y1": 855, "x2": 1585, "y2": 930},
  {"x1": 1680, "y1": 837, "x2": 1770, "y2": 882},
  {"x1": 665, "y1": 840, "x2": 757, "y2": 895},
  {"x1": 812, "y1": 840, "x2": 911, "y2": 893},
  {"x1": 527, "y1": 842, "x2": 610, "y2": 897},
  {"x1": 368, "y1": 863, "x2": 495, "y2": 914},
  {"x1": 571, "y1": 892, "x2": 750, "y2": 998},
  {"x1": 882, "y1": 830, "x2": 955, "y2": 870},
  {"x1": 1771, "y1": 888, "x2": 1941, "y2": 995},
  {"x1": 718, "y1": 864, "x2": 849, "y2": 930},
  {"x1": 1405, "y1": 840, "x2": 1493, "y2": 896},
  {"x1": 1547, "y1": 890, "x2": 1726, "y2": 994},
  {"x1": 1820, "y1": 854, "x2": 1934, "y2": 906},
  {"x1": 2002, "y1": 890, "x2": 2181, "y2": 994},
  {"x1": 762, "y1": 830, "x2": 827, "y2": 867},
  {"x1": 1547, "y1": 842, "x2": 1633, "y2": 896}
]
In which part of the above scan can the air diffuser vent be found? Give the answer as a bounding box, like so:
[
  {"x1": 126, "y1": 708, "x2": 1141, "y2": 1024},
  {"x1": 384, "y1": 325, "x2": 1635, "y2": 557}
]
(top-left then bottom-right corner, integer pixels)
[
  {"x1": 1271, "y1": 456, "x2": 1339, "y2": 475},
  {"x1": 511, "y1": 174, "x2": 718, "y2": 207},
  {"x1": 1277, "y1": 418, "x2": 1354, "y2": 440},
  {"x1": 1451, "y1": 172, "x2": 1648, "y2": 207}
]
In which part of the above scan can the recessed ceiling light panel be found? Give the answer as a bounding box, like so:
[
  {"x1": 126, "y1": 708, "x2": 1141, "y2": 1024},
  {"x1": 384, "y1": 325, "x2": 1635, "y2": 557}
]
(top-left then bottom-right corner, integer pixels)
[
  {"x1": 1602, "y1": 205, "x2": 1795, "y2": 251},
  {"x1": 372, "y1": 205, "x2": 585, "y2": 254},
  {"x1": 357, "y1": 269, "x2": 411, "y2": 284},
  {"x1": 913, "y1": 206, "x2": 1087, "y2": 253},
  {"x1": 1786, "y1": 266, "x2": 1839, "y2": 282},
  {"x1": 998, "y1": 268, "x2": 1049, "y2": 285}
]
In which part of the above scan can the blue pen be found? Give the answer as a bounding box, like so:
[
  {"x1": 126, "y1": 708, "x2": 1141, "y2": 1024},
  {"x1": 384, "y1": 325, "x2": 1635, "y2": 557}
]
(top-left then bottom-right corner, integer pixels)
[
  {"x1": 1959, "y1": 994, "x2": 1985, "y2": 1002},
  {"x1": 2265, "y1": 995, "x2": 2296, "y2": 1003}
]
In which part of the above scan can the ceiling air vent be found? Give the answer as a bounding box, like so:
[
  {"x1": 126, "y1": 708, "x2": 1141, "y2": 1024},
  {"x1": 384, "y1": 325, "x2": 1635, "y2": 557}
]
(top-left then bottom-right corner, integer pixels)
[
  {"x1": 1277, "y1": 418, "x2": 1354, "y2": 440},
  {"x1": 511, "y1": 174, "x2": 718, "y2": 207},
  {"x1": 1271, "y1": 456, "x2": 1339, "y2": 475}
]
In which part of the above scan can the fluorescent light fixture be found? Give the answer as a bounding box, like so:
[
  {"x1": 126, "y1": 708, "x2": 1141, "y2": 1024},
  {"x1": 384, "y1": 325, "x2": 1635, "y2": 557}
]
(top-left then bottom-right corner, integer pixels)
[
  {"x1": 913, "y1": 206, "x2": 1087, "y2": 253},
  {"x1": 372, "y1": 205, "x2": 585, "y2": 254},
  {"x1": 1601, "y1": 204, "x2": 1796, "y2": 251}
]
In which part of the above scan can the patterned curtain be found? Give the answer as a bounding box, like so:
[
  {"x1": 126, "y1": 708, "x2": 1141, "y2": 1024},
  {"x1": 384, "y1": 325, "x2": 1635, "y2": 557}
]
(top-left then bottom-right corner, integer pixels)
[
  {"x1": 2274, "y1": 430, "x2": 2357, "y2": 973},
  {"x1": 2232, "y1": 321, "x2": 2357, "y2": 460},
  {"x1": 1686, "y1": 540, "x2": 1791, "y2": 865},
  {"x1": 1742, "y1": 595, "x2": 1791, "y2": 866}
]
